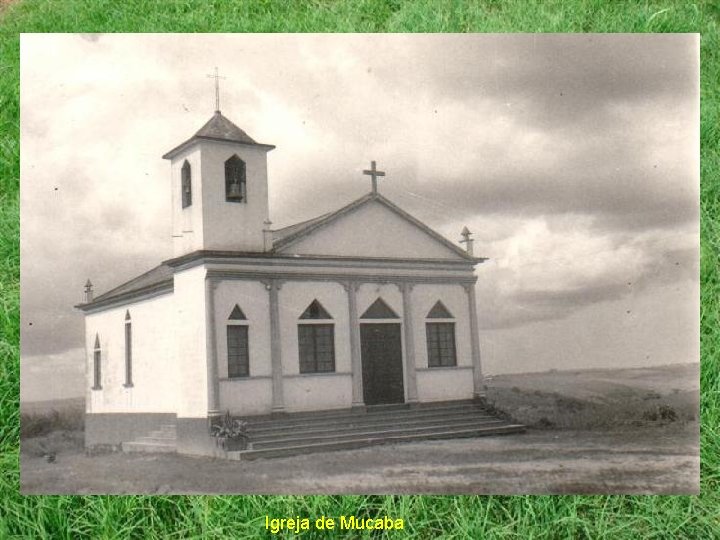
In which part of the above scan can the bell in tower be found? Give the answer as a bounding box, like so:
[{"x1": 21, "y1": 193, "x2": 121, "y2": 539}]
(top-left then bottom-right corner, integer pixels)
[{"x1": 225, "y1": 154, "x2": 247, "y2": 202}]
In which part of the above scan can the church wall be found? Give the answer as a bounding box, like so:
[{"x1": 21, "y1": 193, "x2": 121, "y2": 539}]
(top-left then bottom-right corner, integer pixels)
[
  {"x1": 278, "y1": 281, "x2": 353, "y2": 411},
  {"x1": 282, "y1": 199, "x2": 464, "y2": 260},
  {"x1": 284, "y1": 374, "x2": 353, "y2": 412},
  {"x1": 214, "y1": 280, "x2": 272, "y2": 378},
  {"x1": 213, "y1": 279, "x2": 274, "y2": 415},
  {"x1": 411, "y1": 283, "x2": 475, "y2": 402},
  {"x1": 170, "y1": 145, "x2": 204, "y2": 257},
  {"x1": 85, "y1": 292, "x2": 176, "y2": 414},
  {"x1": 356, "y1": 282, "x2": 404, "y2": 319},
  {"x1": 174, "y1": 265, "x2": 210, "y2": 418},
  {"x1": 219, "y1": 379, "x2": 273, "y2": 416},
  {"x1": 204, "y1": 275, "x2": 480, "y2": 413},
  {"x1": 416, "y1": 368, "x2": 475, "y2": 401},
  {"x1": 200, "y1": 141, "x2": 269, "y2": 253}
]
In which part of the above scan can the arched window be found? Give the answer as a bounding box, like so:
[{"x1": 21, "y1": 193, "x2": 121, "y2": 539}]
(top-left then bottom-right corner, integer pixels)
[
  {"x1": 227, "y1": 304, "x2": 249, "y2": 378},
  {"x1": 181, "y1": 160, "x2": 192, "y2": 208},
  {"x1": 124, "y1": 310, "x2": 133, "y2": 387},
  {"x1": 92, "y1": 334, "x2": 102, "y2": 390},
  {"x1": 426, "y1": 301, "x2": 457, "y2": 367},
  {"x1": 225, "y1": 154, "x2": 247, "y2": 202},
  {"x1": 298, "y1": 300, "x2": 335, "y2": 373}
]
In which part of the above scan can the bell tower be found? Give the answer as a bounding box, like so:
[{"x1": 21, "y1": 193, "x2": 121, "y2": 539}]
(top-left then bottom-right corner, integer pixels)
[{"x1": 162, "y1": 108, "x2": 275, "y2": 257}]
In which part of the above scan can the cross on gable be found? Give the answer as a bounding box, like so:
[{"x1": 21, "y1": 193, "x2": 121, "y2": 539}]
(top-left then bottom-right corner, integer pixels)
[{"x1": 363, "y1": 160, "x2": 385, "y2": 194}]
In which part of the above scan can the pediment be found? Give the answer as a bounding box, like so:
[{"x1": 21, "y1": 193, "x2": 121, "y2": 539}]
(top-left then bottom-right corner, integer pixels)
[
  {"x1": 361, "y1": 298, "x2": 399, "y2": 319},
  {"x1": 427, "y1": 301, "x2": 454, "y2": 319},
  {"x1": 228, "y1": 304, "x2": 247, "y2": 320},
  {"x1": 274, "y1": 195, "x2": 470, "y2": 261}
]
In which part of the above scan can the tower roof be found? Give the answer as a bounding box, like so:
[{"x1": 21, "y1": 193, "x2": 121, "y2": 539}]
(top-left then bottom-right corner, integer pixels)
[
  {"x1": 194, "y1": 111, "x2": 258, "y2": 144},
  {"x1": 162, "y1": 111, "x2": 275, "y2": 159}
]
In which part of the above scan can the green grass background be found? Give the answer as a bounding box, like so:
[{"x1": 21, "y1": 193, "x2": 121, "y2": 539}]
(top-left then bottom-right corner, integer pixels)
[{"x1": 1, "y1": 0, "x2": 718, "y2": 537}]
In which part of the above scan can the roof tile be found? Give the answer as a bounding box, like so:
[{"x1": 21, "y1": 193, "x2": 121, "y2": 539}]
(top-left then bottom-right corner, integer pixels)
[{"x1": 194, "y1": 111, "x2": 257, "y2": 145}]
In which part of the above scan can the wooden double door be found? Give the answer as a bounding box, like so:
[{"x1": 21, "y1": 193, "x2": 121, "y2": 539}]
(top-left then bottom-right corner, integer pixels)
[{"x1": 360, "y1": 323, "x2": 404, "y2": 405}]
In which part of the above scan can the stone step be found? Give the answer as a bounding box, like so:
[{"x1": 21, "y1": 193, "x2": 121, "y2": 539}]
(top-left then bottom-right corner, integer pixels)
[
  {"x1": 364, "y1": 403, "x2": 412, "y2": 412},
  {"x1": 147, "y1": 430, "x2": 177, "y2": 439},
  {"x1": 122, "y1": 440, "x2": 177, "y2": 454},
  {"x1": 137, "y1": 436, "x2": 177, "y2": 445},
  {"x1": 247, "y1": 403, "x2": 487, "y2": 431},
  {"x1": 250, "y1": 412, "x2": 498, "y2": 439},
  {"x1": 251, "y1": 418, "x2": 507, "y2": 449},
  {"x1": 245, "y1": 400, "x2": 479, "y2": 426},
  {"x1": 247, "y1": 409, "x2": 494, "y2": 437},
  {"x1": 249, "y1": 411, "x2": 497, "y2": 439},
  {"x1": 232, "y1": 423, "x2": 526, "y2": 461}
]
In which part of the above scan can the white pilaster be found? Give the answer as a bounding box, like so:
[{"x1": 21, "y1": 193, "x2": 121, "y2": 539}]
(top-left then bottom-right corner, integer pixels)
[
  {"x1": 205, "y1": 278, "x2": 221, "y2": 417},
  {"x1": 464, "y1": 282, "x2": 485, "y2": 399},
  {"x1": 267, "y1": 279, "x2": 285, "y2": 412},
  {"x1": 344, "y1": 280, "x2": 364, "y2": 408},
  {"x1": 400, "y1": 282, "x2": 419, "y2": 404}
]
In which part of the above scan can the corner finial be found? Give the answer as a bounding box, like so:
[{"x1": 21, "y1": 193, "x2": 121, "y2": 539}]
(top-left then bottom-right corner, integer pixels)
[
  {"x1": 460, "y1": 226, "x2": 474, "y2": 257},
  {"x1": 84, "y1": 279, "x2": 93, "y2": 303}
]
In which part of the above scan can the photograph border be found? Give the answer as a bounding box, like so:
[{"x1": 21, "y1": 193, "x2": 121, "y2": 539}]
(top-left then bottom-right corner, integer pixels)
[{"x1": 2, "y1": 1, "x2": 717, "y2": 536}]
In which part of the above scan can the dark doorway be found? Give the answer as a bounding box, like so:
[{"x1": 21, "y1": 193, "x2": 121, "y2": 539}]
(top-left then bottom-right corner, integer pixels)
[{"x1": 360, "y1": 323, "x2": 404, "y2": 405}]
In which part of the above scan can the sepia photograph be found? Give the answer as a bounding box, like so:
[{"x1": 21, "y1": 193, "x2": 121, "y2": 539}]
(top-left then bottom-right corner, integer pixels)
[{"x1": 20, "y1": 33, "x2": 699, "y2": 495}]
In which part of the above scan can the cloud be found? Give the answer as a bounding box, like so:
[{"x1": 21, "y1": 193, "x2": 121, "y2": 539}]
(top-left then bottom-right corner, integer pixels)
[
  {"x1": 20, "y1": 348, "x2": 85, "y2": 402},
  {"x1": 470, "y1": 215, "x2": 697, "y2": 330},
  {"x1": 371, "y1": 34, "x2": 698, "y2": 129},
  {"x1": 19, "y1": 34, "x2": 698, "y2": 366}
]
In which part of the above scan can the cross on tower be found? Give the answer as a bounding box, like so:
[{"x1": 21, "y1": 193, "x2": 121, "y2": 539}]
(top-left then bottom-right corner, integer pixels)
[
  {"x1": 363, "y1": 160, "x2": 385, "y2": 194},
  {"x1": 206, "y1": 67, "x2": 226, "y2": 113}
]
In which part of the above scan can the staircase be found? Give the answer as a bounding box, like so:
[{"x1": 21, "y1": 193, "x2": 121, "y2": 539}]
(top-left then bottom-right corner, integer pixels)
[
  {"x1": 230, "y1": 400, "x2": 524, "y2": 460},
  {"x1": 122, "y1": 423, "x2": 177, "y2": 454}
]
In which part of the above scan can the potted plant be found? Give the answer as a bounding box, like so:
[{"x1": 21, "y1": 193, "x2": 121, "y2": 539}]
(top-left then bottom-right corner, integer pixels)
[{"x1": 210, "y1": 411, "x2": 249, "y2": 451}]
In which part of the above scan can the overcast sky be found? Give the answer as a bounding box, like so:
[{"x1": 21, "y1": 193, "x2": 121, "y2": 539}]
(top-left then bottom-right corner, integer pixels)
[{"x1": 20, "y1": 34, "x2": 698, "y2": 401}]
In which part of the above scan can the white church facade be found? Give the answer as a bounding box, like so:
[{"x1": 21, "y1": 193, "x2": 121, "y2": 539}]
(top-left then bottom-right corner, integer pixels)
[{"x1": 78, "y1": 107, "x2": 487, "y2": 456}]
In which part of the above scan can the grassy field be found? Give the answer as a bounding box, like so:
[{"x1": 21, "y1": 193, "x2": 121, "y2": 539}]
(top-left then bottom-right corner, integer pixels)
[
  {"x1": 2, "y1": 0, "x2": 719, "y2": 538},
  {"x1": 485, "y1": 363, "x2": 699, "y2": 429},
  {"x1": 20, "y1": 397, "x2": 84, "y2": 438}
]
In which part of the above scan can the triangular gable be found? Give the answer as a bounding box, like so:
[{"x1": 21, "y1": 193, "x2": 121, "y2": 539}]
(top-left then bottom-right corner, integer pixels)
[
  {"x1": 273, "y1": 193, "x2": 474, "y2": 261},
  {"x1": 125, "y1": 310, "x2": 131, "y2": 321},
  {"x1": 361, "y1": 298, "x2": 399, "y2": 319},
  {"x1": 228, "y1": 304, "x2": 247, "y2": 320},
  {"x1": 93, "y1": 334, "x2": 100, "y2": 349},
  {"x1": 427, "y1": 301, "x2": 454, "y2": 319},
  {"x1": 299, "y1": 300, "x2": 332, "y2": 320}
]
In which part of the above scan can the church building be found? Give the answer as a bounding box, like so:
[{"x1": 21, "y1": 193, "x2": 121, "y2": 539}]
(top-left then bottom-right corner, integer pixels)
[{"x1": 77, "y1": 100, "x2": 491, "y2": 457}]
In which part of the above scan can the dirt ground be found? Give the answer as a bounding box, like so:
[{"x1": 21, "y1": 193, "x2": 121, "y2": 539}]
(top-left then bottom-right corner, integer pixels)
[
  {"x1": 20, "y1": 364, "x2": 700, "y2": 494},
  {"x1": 21, "y1": 424, "x2": 698, "y2": 495}
]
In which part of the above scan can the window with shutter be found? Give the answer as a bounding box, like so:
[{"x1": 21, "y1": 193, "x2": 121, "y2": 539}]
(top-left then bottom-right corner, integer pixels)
[
  {"x1": 181, "y1": 160, "x2": 192, "y2": 208},
  {"x1": 124, "y1": 311, "x2": 133, "y2": 387},
  {"x1": 297, "y1": 300, "x2": 335, "y2": 373},
  {"x1": 92, "y1": 333, "x2": 102, "y2": 390},
  {"x1": 425, "y1": 301, "x2": 457, "y2": 367},
  {"x1": 227, "y1": 325, "x2": 249, "y2": 378}
]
